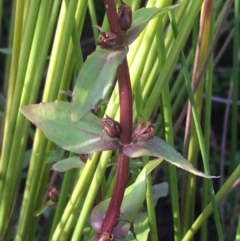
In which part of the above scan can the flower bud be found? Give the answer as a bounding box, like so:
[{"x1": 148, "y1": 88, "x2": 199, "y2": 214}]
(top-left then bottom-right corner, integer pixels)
[
  {"x1": 93, "y1": 25, "x2": 118, "y2": 49},
  {"x1": 117, "y1": 1, "x2": 132, "y2": 31},
  {"x1": 79, "y1": 153, "x2": 88, "y2": 162},
  {"x1": 132, "y1": 120, "x2": 154, "y2": 142},
  {"x1": 101, "y1": 115, "x2": 121, "y2": 138},
  {"x1": 47, "y1": 185, "x2": 59, "y2": 203}
]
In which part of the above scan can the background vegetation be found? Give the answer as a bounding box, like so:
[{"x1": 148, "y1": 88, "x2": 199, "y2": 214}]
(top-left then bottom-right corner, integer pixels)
[{"x1": 0, "y1": 0, "x2": 239, "y2": 240}]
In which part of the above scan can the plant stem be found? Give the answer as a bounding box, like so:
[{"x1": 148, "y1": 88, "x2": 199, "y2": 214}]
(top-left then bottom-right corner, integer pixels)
[
  {"x1": 101, "y1": 0, "x2": 133, "y2": 234},
  {"x1": 103, "y1": 0, "x2": 123, "y2": 44},
  {"x1": 117, "y1": 60, "x2": 133, "y2": 145}
]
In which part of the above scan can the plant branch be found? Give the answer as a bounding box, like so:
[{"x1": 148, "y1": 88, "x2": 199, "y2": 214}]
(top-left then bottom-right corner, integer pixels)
[{"x1": 101, "y1": 0, "x2": 132, "y2": 235}]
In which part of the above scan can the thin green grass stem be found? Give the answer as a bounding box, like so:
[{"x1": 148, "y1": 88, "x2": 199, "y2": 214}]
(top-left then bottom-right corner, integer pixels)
[
  {"x1": 168, "y1": 10, "x2": 223, "y2": 240},
  {"x1": 161, "y1": 86, "x2": 182, "y2": 241},
  {"x1": 72, "y1": 23, "x2": 84, "y2": 71},
  {"x1": 1, "y1": 120, "x2": 30, "y2": 238},
  {"x1": 50, "y1": 169, "x2": 75, "y2": 238},
  {"x1": 88, "y1": 0, "x2": 98, "y2": 42},
  {"x1": 164, "y1": 0, "x2": 191, "y2": 52},
  {"x1": 58, "y1": 47, "x2": 79, "y2": 100},
  {"x1": 170, "y1": 50, "x2": 193, "y2": 103},
  {"x1": 27, "y1": 160, "x2": 52, "y2": 241},
  {"x1": 57, "y1": 15, "x2": 86, "y2": 99},
  {"x1": 156, "y1": 24, "x2": 181, "y2": 241},
  {"x1": 182, "y1": 19, "x2": 199, "y2": 234},
  {"x1": 153, "y1": 109, "x2": 162, "y2": 136},
  {"x1": 142, "y1": 59, "x2": 159, "y2": 107},
  {"x1": 130, "y1": 0, "x2": 142, "y2": 11},
  {"x1": 171, "y1": 82, "x2": 186, "y2": 116},
  {"x1": 142, "y1": 156, "x2": 158, "y2": 241},
  {"x1": 100, "y1": 174, "x2": 108, "y2": 198},
  {"x1": 230, "y1": 0, "x2": 239, "y2": 170},
  {"x1": 105, "y1": 169, "x2": 116, "y2": 199},
  {"x1": 214, "y1": 0, "x2": 230, "y2": 30},
  {"x1": 200, "y1": 64, "x2": 212, "y2": 240},
  {"x1": 60, "y1": 215, "x2": 76, "y2": 241},
  {"x1": 22, "y1": 0, "x2": 31, "y2": 32},
  {"x1": 105, "y1": 166, "x2": 116, "y2": 191},
  {"x1": 235, "y1": 216, "x2": 240, "y2": 241},
  {"x1": 182, "y1": 164, "x2": 240, "y2": 241},
  {"x1": 75, "y1": 0, "x2": 89, "y2": 33},
  {"x1": 200, "y1": 10, "x2": 214, "y2": 241},
  {"x1": 140, "y1": 37, "x2": 157, "y2": 97},
  {"x1": 2, "y1": 0, "x2": 22, "y2": 97},
  {"x1": 200, "y1": 179, "x2": 208, "y2": 241},
  {"x1": 14, "y1": 132, "x2": 48, "y2": 241}
]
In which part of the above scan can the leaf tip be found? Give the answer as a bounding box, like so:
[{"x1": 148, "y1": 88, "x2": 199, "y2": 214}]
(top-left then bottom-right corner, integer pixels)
[
  {"x1": 209, "y1": 175, "x2": 220, "y2": 179},
  {"x1": 198, "y1": 172, "x2": 220, "y2": 179}
]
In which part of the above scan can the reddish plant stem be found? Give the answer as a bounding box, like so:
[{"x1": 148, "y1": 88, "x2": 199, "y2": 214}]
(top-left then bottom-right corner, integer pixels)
[
  {"x1": 100, "y1": 149, "x2": 130, "y2": 233},
  {"x1": 101, "y1": 0, "x2": 133, "y2": 234},
  {"x1": 117, "y1": 60, "x2": 133, "y2": 146},
  {"x1": 103, "y1": 0, "x2": 123, "y2": 44}
]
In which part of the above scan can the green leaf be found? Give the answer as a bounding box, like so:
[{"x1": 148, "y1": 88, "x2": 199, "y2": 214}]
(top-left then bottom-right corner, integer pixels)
[
  {"x1": 45, "y1": 146, "x2": 65, "y2": 164},
  {"x1": 123, "y1": 137, "x2": 219, "y2": 178},
  {"x1": 125, "y1": 4, "x2": 181, "y2": 45},
  {"x1": 52, "y1": 156, "x2": 85, "y2": 172},
  {"x1": 123, "y1": 231, "x2": 137, "y2": 241},
  {"x1": 133, "y1": 182, "x2": 168, "y2": 241},
  {"x1": 133, "y1": 210, "x2": 149, "y2": 241},
  {"x1": 71, "y1": 48, "x2": 126, "y2": 122},
  {"x1": 152, "y1": 182, "x2": 168, "y2": 206},
  {"x1": 20, "y1": 101, "x2": 121, "y2": 154}
]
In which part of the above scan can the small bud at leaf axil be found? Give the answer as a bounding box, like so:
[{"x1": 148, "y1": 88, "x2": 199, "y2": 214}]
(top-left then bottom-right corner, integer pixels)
[{"x1": 101, "y1": 115, "x2": 121, "y2": 138}]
